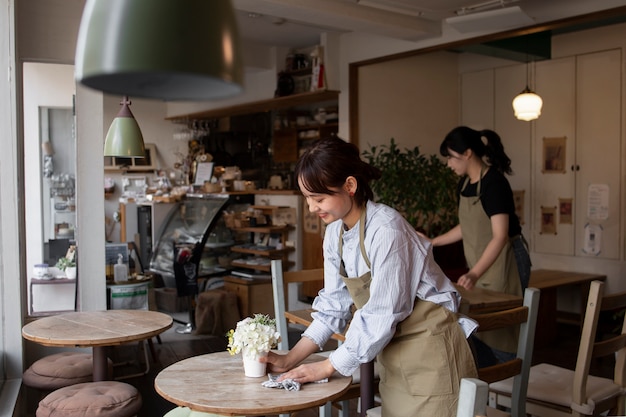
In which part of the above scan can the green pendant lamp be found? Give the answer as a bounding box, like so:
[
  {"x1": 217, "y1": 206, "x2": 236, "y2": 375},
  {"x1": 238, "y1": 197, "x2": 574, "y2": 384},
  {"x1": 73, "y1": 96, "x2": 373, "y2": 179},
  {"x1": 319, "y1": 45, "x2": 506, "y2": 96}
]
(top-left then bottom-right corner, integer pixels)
[
  {"x1": 75, "y1": 0, "x2": 243, "y2": 101},
  {"x1": 104, "y1": 97, "x2": 145, "y2": 157}
]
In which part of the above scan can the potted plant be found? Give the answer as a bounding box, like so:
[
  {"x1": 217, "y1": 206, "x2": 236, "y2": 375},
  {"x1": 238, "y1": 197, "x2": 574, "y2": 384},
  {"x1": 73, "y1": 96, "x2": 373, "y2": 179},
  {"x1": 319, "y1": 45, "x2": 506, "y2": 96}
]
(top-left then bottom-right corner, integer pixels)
[
  {"x1": 55, "y1": 256, "x2": 77, "y2": 279},
  {"x1": 227, "y1": 313, "x2": 281, "y2": 377},
  {"x1": 362, "y1": 139, "x2": 467, "y2": 279}
]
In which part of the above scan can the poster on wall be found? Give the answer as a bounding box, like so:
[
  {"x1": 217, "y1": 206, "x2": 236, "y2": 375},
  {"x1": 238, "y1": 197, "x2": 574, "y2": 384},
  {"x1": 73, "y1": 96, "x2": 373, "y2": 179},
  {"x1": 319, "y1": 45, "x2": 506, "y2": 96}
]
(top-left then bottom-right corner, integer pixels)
[
  {"x1": 582, "y1": 223, "x2": 602, "y2": 255},
  {"x1": 542, "y1": 136, "x2": 567, "y2": 174},
  {"x1": 513, "y1": 190, "x2": 525, "y2": 225},
  {"x1": 559, "y1": 198, "x2": 573, "y2": 224},
  {"x1": 587, "y1": 184, "x2": 609, "y2": 220},
  {"x1": 540, "y1": 206, "x2": 557, "y2": 235}
]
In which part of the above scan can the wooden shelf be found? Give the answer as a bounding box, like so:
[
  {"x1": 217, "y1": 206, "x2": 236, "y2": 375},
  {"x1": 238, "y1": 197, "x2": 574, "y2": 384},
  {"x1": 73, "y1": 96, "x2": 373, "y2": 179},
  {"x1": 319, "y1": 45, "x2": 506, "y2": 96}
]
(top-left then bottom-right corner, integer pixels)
[
  {"x1": 231, "y1": 226, "x2": 293, "y2": 234},
  {"x1": 231, "y1": 260, "x2": 294, "y2": 272},
  {"x1": 166, "y1": 90, "x2": 340, "y2": 121},
  {"x1": 230, "y1": 245, "x2": 294, "y2": 257}
]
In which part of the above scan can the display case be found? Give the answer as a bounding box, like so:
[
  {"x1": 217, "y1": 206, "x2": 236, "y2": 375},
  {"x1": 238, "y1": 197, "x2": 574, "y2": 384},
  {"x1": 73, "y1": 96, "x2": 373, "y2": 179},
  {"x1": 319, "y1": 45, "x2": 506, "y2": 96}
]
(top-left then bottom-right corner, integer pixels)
[{"x1": 149, "y1": 194, "x2": 253, "y2": 296}]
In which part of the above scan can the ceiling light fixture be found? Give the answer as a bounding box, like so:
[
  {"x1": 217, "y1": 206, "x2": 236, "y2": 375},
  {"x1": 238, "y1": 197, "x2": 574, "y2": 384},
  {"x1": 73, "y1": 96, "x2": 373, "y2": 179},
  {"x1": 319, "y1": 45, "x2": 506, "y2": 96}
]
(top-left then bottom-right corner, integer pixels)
[
  {"x1": 104, "y1": 97, "x2": 145, "y2": 157},
  {"x1": 75, "y1": 0, "x2": 244, "y2": 101},
  {"x1": 446, "y1": 5, "x2": 532, "y2": 33},
  {"x1": 512, "y1": 57, "x2": 543, "y2": 121}
]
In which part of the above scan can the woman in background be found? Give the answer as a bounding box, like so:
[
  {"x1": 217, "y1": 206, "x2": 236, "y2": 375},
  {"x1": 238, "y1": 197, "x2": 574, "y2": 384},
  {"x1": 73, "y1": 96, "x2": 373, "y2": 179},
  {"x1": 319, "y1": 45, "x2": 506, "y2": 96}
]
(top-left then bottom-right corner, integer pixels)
[
  {"x1": 263, "y1": 136, "x2": 477, "y2": 417},
  {"x1": 429, "y1": 126, "x2": 531, "y2": 363}
]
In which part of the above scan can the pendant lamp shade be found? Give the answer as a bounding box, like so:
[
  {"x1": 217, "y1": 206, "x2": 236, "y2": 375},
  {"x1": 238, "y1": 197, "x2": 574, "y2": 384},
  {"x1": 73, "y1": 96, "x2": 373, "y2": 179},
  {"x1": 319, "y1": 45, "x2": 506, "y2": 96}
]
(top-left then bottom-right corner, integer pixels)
[
  {"x1": 512, "y1": 87, "x2": 543, "y2": 121},
  {"x1": 75, "y1": 0, "x2": 244, "y2": 101},
  {"x1": 104, "y1": 97, "x2": 145, "y2": 157}
]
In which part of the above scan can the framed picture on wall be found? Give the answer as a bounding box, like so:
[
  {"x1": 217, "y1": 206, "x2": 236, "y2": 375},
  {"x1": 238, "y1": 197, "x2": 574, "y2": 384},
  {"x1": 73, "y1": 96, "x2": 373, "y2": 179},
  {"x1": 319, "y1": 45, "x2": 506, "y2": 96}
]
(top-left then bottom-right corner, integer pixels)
[{"x1": 542, "y1": 137, "x2": 567, "y2": 174}]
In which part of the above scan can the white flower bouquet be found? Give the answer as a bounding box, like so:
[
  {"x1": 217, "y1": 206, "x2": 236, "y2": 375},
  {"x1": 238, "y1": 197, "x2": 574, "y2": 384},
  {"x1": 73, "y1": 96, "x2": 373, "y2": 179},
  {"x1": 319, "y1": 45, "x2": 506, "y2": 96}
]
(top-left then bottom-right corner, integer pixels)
[{"x1": 227, "y1": 313, "x2": 281, "y2": 360}]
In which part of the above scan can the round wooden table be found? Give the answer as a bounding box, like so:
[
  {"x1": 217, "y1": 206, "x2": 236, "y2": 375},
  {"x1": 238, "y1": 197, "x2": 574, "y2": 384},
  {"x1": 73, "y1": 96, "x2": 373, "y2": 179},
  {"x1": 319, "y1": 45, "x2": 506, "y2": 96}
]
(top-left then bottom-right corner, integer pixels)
[
  {"x1": 154, "y1": 351, "x2": 353, "y2": 416},
  {"x1": 22, "y1": 309, "x2": 173, "y2": 381}
]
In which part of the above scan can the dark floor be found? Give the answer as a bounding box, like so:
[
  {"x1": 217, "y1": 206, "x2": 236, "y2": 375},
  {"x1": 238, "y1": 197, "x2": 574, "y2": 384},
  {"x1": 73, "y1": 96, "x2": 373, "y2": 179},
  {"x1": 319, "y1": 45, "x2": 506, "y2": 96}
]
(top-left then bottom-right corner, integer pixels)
[{"x1": 22, "y1": 318, "x2": 614, "y2": 417}]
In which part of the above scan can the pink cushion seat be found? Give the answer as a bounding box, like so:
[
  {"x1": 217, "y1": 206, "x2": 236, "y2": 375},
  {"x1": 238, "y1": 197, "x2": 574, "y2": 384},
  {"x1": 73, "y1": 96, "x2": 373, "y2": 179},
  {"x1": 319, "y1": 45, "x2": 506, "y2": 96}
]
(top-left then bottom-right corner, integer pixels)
[
  {"x1": 36, "y1": 381, "x2": 142, "y2": 417},
  {"x1": 23, "y1": 352, "x2": 95, "y2": 390}
]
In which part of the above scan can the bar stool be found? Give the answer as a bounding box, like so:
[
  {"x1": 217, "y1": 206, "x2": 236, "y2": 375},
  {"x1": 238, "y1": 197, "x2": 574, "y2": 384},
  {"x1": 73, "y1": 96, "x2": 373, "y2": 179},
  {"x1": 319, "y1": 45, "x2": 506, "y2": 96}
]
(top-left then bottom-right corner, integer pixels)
[{"x1": 36, "y1": 381, "x2": 142, "y2": 417}]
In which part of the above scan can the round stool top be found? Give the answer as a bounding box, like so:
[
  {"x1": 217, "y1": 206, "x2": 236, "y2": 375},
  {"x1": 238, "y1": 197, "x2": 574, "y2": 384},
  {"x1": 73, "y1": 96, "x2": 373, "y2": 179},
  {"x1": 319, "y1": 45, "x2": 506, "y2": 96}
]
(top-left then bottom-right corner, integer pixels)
[
  {"x1": 23, "y1": 352, "x2": 93, "y2": 390},
  {"x1": 36, "y1": 381, "x2": 142, "y2": 417}
]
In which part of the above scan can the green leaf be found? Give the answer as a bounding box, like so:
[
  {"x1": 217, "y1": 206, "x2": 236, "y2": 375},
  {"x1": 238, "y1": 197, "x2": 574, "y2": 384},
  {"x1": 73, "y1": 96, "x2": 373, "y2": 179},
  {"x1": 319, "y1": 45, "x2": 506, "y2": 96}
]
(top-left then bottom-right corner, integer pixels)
[{"x1": 363, "y1": 138, "x2": 457, "y2": 237}]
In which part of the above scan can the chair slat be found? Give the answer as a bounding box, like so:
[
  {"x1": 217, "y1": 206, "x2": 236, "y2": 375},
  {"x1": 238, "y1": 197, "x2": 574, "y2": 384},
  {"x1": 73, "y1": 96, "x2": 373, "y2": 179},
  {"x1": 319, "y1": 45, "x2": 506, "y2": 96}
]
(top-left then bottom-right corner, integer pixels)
[
  {"x1": 478, "y1": 358, "x2": 522, "y2": 383},
  {"x1": 600, "y1": 292, "x2": 626, "y2": 312},
  {"x1": 471, "y1": 306, "x2": 528, "y2": 332},
  {"x1": 593, "y1": 334, "x2": 626, "y2": 359}
]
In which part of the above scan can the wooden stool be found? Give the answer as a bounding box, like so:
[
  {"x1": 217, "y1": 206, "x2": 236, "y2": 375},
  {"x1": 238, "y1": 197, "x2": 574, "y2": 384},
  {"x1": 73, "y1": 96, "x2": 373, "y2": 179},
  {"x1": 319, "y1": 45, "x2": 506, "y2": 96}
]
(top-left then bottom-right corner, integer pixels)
[
  {"x1": 23, "y1": 352, "x2": 112, "y2": 391},
  {"x1": 36, "y1": 381, "x2": 142, "y2": 417}
]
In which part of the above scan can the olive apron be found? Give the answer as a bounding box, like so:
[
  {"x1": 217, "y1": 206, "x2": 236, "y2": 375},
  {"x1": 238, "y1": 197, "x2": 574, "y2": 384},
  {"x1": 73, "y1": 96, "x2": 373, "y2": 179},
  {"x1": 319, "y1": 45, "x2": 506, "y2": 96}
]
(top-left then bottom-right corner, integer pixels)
[
  {"x1": 459, "y1": 172, "x2": 522, "y2": 353},
  {"x1": 338, "y1": 210, "x2": 477, "y2": 417}
]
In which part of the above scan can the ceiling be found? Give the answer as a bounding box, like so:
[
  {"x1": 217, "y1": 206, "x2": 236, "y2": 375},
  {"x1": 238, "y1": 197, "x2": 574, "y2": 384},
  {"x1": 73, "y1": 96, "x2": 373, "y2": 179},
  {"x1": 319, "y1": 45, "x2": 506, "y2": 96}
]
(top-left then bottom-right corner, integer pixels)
[{"x1": 232, "y1": 0, "x2": 626, "y2": 48}]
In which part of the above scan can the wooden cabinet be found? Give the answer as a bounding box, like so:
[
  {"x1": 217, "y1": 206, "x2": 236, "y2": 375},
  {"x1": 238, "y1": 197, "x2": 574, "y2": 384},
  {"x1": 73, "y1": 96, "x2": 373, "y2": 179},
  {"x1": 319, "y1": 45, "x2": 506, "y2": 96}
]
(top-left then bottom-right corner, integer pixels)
[
  {"x1": 534, "y1": 50, "x2": 621, "y2": 259},
  {"x1": 223, "y1": 276, "x2": 274, "y2": 318}
]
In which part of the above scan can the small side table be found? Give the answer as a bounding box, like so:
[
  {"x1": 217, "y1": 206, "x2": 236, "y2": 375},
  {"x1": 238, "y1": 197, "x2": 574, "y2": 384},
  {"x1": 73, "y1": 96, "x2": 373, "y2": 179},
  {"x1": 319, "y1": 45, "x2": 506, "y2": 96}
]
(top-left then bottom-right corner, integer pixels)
[{"x1": 30, "y1": 277, "x2": 76, "y2": 315}]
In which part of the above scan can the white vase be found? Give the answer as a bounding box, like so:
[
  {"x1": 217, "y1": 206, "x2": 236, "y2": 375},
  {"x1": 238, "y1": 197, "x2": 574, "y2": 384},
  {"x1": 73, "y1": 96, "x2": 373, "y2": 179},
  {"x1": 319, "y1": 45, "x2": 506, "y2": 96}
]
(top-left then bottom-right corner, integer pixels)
[
  {"x1": 242, "y1": 350, "x2": 268, "y2": 378},
  {"x1": 65, "y1": 266, "x2": 77, "y2": 279}
]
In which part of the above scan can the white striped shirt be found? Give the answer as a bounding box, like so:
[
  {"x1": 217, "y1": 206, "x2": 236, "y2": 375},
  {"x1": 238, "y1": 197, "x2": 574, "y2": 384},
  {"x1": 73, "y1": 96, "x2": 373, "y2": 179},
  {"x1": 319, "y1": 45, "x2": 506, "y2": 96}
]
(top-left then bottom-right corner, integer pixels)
[{"x1": 303, "y1": 201, "x2": 475, "y2": 376}]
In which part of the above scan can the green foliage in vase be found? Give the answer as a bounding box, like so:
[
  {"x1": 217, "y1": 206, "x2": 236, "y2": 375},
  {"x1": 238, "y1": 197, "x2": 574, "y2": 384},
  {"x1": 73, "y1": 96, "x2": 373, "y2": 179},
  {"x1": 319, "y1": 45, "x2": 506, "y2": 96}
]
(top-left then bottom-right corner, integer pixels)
[
  {"x1": 55, "y1": 256, "x2": 76, "y2": 271},
  {"x1": 362, "y1": 138, "x2": 458, "y2": 237}
]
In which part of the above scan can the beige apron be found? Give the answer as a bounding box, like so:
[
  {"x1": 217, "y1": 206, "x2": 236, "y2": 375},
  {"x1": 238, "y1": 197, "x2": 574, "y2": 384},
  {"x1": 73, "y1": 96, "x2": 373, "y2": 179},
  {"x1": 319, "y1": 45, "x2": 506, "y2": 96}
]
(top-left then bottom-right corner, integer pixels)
[
  {"x1": 338, "y1": 210, "x2": 477, "y2": 417},
  {"x1": 459, "y1": 172, "x2": 521, "y2": 353}
]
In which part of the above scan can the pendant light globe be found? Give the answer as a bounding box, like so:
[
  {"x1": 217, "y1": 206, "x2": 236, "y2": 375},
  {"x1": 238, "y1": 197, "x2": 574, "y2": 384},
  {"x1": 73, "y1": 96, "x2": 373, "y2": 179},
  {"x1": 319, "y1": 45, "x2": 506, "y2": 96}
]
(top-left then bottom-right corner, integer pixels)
[
  {"x1": 512, "y1": 87, "x2": 543, "y2": 121},
  {"x1": 75, "y1": 0, "x2": 244, "y2": 101},
  {"x1": 104, "y1": 97, "x2": 145, "y2": 157}
]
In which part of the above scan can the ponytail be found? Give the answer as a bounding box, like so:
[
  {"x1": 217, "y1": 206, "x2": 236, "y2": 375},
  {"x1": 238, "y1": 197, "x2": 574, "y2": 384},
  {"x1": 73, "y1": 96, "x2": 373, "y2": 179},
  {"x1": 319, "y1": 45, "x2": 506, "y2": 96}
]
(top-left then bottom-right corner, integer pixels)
[
  {"x1": 480, "y1": 129, "x2": 512, "y2": 175},
  {"x1": 440, "y1": 126, "x2": 513, "y2": 175}
]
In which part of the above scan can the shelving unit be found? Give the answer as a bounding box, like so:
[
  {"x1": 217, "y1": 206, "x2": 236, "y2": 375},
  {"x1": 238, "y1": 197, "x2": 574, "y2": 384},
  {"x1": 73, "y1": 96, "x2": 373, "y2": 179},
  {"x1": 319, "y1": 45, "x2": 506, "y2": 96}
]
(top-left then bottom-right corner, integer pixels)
[
  {"x1": 229, "y1": 225, "x2": 294, "y2": 272},
  {"x1": 273, "y1": 122, "x2": 339, "y2": 162},
  {"x1": 227, "y1": 205, "x2": 295, "y2": 273}
]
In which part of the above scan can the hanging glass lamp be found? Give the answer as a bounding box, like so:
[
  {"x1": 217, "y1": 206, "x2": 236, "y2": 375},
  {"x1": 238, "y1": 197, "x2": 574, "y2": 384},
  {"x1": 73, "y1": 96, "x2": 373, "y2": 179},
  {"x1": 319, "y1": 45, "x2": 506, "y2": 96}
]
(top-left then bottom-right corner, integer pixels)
[
  {"x1": 512, "y1": 87, "x2": 543, "y2": 121},
  {"x1": 75, "y1": 0, "x2": 244, "y2": 101},
  {"x1": 104, "y1": 97, "x2": 145, "y2": 157}
]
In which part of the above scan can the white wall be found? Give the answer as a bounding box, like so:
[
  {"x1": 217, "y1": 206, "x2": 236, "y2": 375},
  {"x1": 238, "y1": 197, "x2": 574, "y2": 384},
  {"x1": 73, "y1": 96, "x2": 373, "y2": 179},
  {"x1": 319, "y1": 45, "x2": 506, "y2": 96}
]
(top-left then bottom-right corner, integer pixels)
[{"x1": 357, "y1": 51, "x2": 460, "y2": 155}]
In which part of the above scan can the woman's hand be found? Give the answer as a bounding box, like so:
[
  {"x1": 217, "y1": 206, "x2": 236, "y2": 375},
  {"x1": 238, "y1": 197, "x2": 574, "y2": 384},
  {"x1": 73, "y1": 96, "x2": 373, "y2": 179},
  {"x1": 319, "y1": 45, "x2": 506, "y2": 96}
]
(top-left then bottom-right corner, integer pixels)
[
  {"x1": 275, "y1": 359, "x2": 336, "y2": 384},
  {"x1": 261, "y1": 350, "x2": 293, "y2": 374},
  {"x1": 457, "y1": 271, "x2": 479, "y2": 290}
]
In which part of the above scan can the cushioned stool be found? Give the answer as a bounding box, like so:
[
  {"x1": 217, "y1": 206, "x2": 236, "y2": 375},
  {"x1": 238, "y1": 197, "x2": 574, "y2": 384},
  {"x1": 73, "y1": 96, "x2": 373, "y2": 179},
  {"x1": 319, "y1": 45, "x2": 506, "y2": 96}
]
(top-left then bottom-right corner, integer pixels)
[
  {"x1": 24, "y1": 352, "x2": 112, "y2": 391},
  {"x1": 36, "y1": 381, "x2": 142, "y2": 417}
]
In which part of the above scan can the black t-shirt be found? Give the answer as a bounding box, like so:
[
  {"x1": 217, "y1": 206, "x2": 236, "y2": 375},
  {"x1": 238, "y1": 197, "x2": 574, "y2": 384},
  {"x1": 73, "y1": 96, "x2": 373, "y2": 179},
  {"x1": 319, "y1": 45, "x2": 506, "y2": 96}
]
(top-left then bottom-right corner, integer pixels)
[{"x1": 456, "y1": 168, "x2": 522, "y2": 237}]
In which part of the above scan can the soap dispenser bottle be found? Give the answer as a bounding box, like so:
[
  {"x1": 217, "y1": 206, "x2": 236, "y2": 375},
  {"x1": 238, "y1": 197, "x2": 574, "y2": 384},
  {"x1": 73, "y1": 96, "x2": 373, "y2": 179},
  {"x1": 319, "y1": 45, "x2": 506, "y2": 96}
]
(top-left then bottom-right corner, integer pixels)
[{"x1": 114, "y1": 253, "x2": 128, "y2": 283}]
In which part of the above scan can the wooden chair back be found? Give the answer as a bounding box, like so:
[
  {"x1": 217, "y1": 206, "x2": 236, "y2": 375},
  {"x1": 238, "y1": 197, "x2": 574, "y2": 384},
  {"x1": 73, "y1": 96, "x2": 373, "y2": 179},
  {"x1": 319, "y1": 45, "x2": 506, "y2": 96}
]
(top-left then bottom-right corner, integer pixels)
[
  {"x1": 572, "y1": 280, "x2": 626, "y2": 412},
  {"x1": 491, "y1": 280, "x2": 626, "y2": 417},
  {"x1": 472, "y1": 287, "x2": 540, "y2": 417},
  {"x1": 270, "y1": 260, "x2": 323, "y2": 350},
  {"x1": 456, "y1": 378, "x2": 489, "y2": 417}
]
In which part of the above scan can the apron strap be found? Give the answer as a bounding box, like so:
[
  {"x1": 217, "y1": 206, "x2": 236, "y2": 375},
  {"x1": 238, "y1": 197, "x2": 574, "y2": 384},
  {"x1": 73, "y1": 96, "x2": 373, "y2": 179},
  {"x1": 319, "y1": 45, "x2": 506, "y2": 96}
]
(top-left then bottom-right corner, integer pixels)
[{"x1": 461, "y1": 166, "x2": 484, "y2": 206}]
